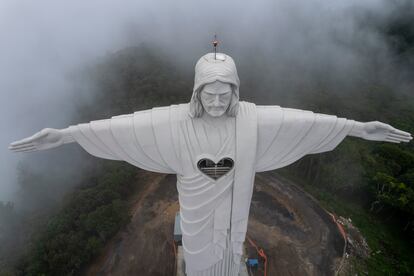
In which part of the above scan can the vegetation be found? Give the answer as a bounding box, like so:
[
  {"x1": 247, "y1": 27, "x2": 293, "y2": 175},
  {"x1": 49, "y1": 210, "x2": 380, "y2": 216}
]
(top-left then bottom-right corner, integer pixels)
[
  {"x1": 16, "y1": 162, "x2": 136, "y2": 276},
  {"x1": 284, "y1": 175, "x2": 414, "y2": 275}
]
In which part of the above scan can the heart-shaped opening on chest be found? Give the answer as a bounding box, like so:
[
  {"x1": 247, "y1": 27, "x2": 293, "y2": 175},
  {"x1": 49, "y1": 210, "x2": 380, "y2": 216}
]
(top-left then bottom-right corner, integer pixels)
[{"x1": 197, "y1": 157, "x2": 234, "y2": 180}]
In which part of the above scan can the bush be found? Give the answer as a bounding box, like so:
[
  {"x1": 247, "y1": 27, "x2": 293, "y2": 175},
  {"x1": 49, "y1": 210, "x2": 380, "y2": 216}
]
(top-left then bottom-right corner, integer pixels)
[{"x1": 17, "y1": 163, "x2": 136, "y2": 276}]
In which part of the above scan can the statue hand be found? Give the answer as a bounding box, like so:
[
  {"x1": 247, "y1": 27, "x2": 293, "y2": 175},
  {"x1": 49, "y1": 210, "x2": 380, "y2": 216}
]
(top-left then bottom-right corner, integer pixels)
[
  {"x1": 361, "y1": 121, "x2": 412, "y2": 143},
  {"x1": 9, "y1": 128, "x2": 65, "y2": 153}
]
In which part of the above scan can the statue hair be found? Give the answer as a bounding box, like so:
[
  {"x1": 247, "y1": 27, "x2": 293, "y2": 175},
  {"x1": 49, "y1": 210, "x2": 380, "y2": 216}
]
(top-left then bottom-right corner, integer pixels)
[{"x1": 189, "y1": 83, "x2": 239, "y2": 118}]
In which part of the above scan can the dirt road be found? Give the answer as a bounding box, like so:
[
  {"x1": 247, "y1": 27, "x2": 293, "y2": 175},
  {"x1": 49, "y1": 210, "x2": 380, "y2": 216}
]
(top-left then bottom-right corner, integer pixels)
[{"x1": 85, "y1": 171, "x2": 344, "y2": 276}]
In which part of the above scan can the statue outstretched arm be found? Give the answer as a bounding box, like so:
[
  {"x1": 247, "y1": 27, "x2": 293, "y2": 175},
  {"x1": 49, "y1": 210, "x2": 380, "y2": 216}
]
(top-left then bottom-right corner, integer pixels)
[
  {"x1": 255, "y1": 105, "x2": 412, "y2": 172},
  {"x1": 347, "y1": 120, "x2": 412, "y2": 143},
  {"x1": 9, "y1": 105, "x2": 182, "y2": 174},
  {"x1": 9, "y1": 127, "x2": 75, "y2": 153}
]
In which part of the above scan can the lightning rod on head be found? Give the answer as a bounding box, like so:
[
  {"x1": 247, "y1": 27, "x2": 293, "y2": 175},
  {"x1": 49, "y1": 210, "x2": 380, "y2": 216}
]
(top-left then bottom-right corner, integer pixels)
[{"x1": 213, "y1": 34, "x2": 218, "y2": 60}]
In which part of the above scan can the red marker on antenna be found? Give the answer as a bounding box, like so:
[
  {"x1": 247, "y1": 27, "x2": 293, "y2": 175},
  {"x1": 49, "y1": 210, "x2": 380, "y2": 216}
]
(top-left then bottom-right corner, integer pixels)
[{"x1": 213, "y1": 34, "x2": 218, "y2": 60}]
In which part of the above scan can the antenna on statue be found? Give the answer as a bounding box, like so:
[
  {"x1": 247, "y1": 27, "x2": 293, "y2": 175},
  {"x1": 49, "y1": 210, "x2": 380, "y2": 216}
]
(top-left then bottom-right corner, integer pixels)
[{"x1": 213, "y1": 34, "x2": 218, "y2": 60}]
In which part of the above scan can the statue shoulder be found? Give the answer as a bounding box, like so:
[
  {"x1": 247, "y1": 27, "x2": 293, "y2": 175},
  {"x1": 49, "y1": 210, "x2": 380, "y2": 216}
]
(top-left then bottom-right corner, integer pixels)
[
  {"x1": 255, "y1": 104, "x2": 282, "y2": 118},
  {"x1": 237, "y1": 101, "x2": 258, "y2": 116},
  {"x1": 255, "y1": 105, "x2": 318, "y2": 128},
  {"x1": 127, "y1": 104, "x2": 191, "y2": 127},
  {"x1": 256, "y1": 104, "x2": 317, "y2": 117},
  {"x1": 152, "y1": 103, "x2": 191, "y2": 123}
]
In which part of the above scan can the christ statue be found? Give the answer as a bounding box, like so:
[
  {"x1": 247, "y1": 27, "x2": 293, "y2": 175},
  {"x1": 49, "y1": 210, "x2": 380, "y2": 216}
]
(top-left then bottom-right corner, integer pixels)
[{"x1": 9, "y1": 52, "x2": 412, "y2": 276}]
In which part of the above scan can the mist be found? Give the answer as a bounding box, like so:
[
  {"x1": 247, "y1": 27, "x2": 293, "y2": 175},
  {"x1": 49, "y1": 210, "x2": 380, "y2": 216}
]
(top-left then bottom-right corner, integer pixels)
[{"x1": 0, "y1": 0, "x2": 412, "y2": 203}]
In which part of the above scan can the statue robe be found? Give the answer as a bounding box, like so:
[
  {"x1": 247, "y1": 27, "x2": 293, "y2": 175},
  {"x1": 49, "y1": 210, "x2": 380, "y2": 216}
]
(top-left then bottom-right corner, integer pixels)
[{"x1": 68, "y1": 101, "x2": 355, "y2": 275}]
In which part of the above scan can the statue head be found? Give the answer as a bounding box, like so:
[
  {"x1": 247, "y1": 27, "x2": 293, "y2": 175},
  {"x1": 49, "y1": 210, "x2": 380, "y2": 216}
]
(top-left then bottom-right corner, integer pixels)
[{"x1": 189, "y1": 53, "x2": 240, "y2": 118}]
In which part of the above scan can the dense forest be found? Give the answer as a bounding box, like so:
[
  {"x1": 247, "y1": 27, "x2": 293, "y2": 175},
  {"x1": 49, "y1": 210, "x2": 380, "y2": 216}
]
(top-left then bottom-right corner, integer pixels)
[{"x1": 1, "y1": 7, "x2": 414, "y2": 275}]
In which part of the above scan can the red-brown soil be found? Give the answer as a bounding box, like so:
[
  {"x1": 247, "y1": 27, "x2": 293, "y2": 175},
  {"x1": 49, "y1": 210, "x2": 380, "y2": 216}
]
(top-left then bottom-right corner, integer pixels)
[{"x1": 85, "y1": 171, "x2": 344, "y2": 276}]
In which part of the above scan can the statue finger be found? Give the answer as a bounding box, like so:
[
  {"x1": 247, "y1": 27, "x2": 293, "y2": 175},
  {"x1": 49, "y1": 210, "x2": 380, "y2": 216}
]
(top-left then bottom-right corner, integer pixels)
[
  {"x1": 388, "y1": 136, "x2": 409, "y2": 143},
  {"x1": 391, "y1": 137, "x2": 411, "y2": 143},
  {"x1": 389, "y1": 133, "x2": 412, "y2": 141},
  {"x1": 8, "y1": 143, "x2": 35, "y2": 150},
  {"x1": 9, "y1": 144, "x2": 35, "y2": 151},
  {"x1": 10, "y1": 138, "x2": 33, "y2": 146},
  {"x1": 21, "y1": 148, "x2": 38, "y2": 153},
  {"x1": 389, "y1": 134, "x2": 411, "y2": 141},
  {"x1": 10, "y1": 132, "x2": 48, "y2": 146},
  {"x1": 385, "y1": 137, "x2": 401, "y2": 143},
  {"x1": 390, "y1": 131, "x2": 411, "y2": 138},
  {"x1": 388, "y1": 135, "x2": 407, "y2": 141},
  {"x1": 12, "y1": 146, "x2": 37, "y2": 152},
  {"x1": 9, "y1": 142, "x2": 35, "y2": 148},
  {"x1": 10, "y1": 135, "x2": 38, "y2": 146},
  {"x1": 391, "y1": 129, "x2": 411, "y2": 137},
  {"x1": 16, "y1": 148, "x2": 38, "y2": 153}
]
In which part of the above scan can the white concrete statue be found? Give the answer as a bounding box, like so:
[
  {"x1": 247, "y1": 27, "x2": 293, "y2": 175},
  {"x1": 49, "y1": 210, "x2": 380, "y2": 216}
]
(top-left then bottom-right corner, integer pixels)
[{"x1": 9, "y1": 52, "x2": 412, "y2": 276}]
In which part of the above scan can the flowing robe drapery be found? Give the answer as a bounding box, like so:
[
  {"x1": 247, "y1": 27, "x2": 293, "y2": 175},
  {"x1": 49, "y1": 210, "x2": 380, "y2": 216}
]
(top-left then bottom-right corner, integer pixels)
[{"x1": 68, "y1": 101, "x2": 355, "y2": 275}]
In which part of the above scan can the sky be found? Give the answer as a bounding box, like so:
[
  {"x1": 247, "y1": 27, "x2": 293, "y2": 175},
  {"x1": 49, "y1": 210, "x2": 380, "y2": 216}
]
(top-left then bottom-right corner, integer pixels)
[{"x1": 0, "y1": 0, "x2": 410, "y2": 202}]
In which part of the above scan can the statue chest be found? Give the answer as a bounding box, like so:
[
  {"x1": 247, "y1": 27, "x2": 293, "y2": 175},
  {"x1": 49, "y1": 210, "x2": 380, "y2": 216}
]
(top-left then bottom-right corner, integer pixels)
[{"x1": 176, "y1": 117, "x2": 236, "y2": 177}]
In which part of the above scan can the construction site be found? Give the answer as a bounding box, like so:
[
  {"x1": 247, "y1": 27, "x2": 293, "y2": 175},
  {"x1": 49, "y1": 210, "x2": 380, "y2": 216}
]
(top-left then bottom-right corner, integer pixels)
[{"x1": 85, "y1": 170, "x2": 366, "y2": 276}]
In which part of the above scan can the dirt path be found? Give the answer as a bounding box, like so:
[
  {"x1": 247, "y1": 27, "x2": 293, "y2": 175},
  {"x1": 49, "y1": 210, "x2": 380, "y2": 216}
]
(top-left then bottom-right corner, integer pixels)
[
  {"x1": 86, "y1": 172, "x2": 179, "y2": 276},
  {"x1": 85, "y1": 171, "x2": 344, "y2": 276}
]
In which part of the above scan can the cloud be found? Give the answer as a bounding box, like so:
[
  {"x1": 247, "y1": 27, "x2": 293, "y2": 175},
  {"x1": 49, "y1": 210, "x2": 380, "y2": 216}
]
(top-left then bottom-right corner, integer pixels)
[{"x1": 0, "y1": 0, "x2": 409, "y2": 201}]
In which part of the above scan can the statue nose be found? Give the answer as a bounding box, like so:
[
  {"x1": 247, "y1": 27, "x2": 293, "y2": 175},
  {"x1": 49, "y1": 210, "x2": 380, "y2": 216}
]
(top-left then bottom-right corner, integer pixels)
[{"x1": 213, "y1": 95, "x2": 220, "y2": 106}]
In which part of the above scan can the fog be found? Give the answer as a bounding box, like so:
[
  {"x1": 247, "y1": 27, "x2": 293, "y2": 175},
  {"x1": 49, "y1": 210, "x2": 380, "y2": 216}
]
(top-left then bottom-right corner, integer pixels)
[{"x1": 0, "y1": 0, "x2": 411, "y2": 203}]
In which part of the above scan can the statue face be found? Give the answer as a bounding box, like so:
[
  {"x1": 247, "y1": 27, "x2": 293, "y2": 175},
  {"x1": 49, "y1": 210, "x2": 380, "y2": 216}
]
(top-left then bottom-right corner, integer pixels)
[{"x1": 200, "y1": 81, "x2": 232, "y2": 117}]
